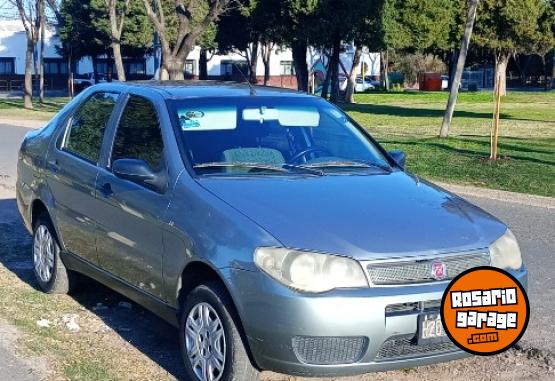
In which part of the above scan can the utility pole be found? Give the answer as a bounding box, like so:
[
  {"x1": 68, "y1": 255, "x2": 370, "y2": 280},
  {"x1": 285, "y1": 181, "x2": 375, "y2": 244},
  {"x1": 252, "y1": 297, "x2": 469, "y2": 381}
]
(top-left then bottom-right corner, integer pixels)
[{"x1": 439, "y1": 0, "x2": 479, "y2": 138}]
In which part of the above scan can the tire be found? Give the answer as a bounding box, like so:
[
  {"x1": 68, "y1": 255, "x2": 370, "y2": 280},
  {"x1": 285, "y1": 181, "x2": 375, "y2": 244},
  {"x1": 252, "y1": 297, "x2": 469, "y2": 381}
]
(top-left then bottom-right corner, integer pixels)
[
  {"x1": 179, "y1": 282, "x2": 259, "y2": 381},
  {"x1": 32, "y1": 213, "x2": 73, "y2": 294}
]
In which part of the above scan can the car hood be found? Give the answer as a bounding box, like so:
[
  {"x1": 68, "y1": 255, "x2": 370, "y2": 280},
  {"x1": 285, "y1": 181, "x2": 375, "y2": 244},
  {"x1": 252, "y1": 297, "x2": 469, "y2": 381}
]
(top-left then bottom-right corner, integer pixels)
[{"x1": 197, "y1": 172, "x2": 506, "y2": 260}]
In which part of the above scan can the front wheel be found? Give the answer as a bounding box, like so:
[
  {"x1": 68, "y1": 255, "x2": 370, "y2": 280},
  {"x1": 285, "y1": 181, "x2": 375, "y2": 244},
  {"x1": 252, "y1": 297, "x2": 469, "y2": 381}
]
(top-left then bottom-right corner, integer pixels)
[{"x1": 179, "y1": 283, "x2": 259, "y2": 381}]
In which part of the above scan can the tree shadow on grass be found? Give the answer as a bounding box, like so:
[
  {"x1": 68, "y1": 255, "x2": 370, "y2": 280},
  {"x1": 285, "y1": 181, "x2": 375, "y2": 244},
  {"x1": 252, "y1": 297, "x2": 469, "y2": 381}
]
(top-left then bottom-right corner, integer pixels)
[
  {"x1": 343, "y1": 103, "x2": 555, "y2": 123},
  {"x1": 343, "y1": 103, "x2": 509, "y2": 120},
  {"x1": 0, "y1": 99, "x2": 65, "y2": 113},
  {"x1": 0, "y1": 198, "x2": 187, "y2": 380},
  {"x1": 383, "y1": 137, "x2": 555, "y2": 167}
]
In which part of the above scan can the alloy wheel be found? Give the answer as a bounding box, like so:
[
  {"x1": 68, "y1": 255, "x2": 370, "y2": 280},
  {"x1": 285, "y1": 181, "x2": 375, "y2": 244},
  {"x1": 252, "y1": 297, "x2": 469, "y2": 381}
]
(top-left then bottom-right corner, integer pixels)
[
  {"x1": 185, "y1": 302, "x2": 226, "y2": 381},
  {"x1": 33, "y1": 225, "x2": 55, "y2": 283}
]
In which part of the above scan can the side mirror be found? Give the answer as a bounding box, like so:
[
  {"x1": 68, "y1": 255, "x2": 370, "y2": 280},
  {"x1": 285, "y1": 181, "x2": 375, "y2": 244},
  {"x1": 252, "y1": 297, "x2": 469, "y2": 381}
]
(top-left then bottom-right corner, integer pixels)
[
  {"x1": 388, "y1": 150, "x2": 406, "y2": 168},
  {"x1": 112, "y1": 158, "x2": 167, "y2": 193}
]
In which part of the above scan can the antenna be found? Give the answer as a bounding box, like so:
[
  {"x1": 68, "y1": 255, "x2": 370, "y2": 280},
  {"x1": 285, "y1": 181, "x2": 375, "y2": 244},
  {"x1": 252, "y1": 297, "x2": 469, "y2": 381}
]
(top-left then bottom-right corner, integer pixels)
[{"x1": 233, "y1": 62, "x2": 257, "y2": 96}]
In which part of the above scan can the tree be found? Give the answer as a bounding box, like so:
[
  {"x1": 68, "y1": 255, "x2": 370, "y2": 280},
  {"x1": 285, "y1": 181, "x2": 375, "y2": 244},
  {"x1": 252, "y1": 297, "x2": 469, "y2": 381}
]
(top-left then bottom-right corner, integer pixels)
[
  {"x1": 474, "y1": 0, "x2": 544, "y2": 96},
  {"x1": 10, "y1": 0, "x2": 44, "y2": 109},
  {"x1": 143, "y1": 0, "x2": 236, "y2": 80},
  {"x1": 439, "y1": 0, "x2": 479, "y2": 138},
  {"x1": 473, "y1": 0, "x2": 546, "y2": 159},
  {"x1": 216, "y1": 0, "x2": 280, "y2": 83},
  {"x1": 344, "y1": 0, "x2": 382, "y2": 103},
  {"x1": 278, "y1": 0, "x2": 320, "y2": 91},
  {"x1": 103, "y1": 0, "x2": 130, "y2": 81},
  {"x1": 380, "y1": 0, "x2": 454, "y2": 90},
  {"x1": 59, "y1": 0, "x2": 110, "y2": 85},
  {"x1": 90, "y1": 0, "x2": 153, "y2": 80}
]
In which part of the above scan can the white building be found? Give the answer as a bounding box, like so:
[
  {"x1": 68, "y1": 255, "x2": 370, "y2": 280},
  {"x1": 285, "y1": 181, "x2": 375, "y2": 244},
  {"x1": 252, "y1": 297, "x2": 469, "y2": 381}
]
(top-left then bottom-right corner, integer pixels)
[{"x1": 1, "y1": 18, "x2": 380, "y2": 92}]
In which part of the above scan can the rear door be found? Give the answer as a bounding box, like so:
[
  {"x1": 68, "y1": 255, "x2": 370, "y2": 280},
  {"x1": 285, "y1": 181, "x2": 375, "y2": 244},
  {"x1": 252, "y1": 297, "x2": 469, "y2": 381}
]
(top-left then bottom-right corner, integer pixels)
[
  {"x1": 46, "y1": 91, "x2": 120, "y2": 265},
  {"x1": 94, "y1": 94, "x2": 170, "y2": 299}
]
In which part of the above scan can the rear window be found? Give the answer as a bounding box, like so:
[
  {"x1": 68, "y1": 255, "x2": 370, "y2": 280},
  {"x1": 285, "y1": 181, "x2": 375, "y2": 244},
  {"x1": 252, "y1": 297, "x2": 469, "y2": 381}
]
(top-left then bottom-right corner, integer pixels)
[{"x1": 63, "y1": 92, "x2": 119, "y2": 163}]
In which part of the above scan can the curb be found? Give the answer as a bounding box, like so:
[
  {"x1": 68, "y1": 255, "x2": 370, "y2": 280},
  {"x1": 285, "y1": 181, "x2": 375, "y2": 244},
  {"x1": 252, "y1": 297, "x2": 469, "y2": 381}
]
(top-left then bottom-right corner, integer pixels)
[
  {"x1": 0, "y1": 119, "x2": 46, "y2": 129},
  {"x1": 437, "y1": 182, "x2": 555, "y2": 209}
]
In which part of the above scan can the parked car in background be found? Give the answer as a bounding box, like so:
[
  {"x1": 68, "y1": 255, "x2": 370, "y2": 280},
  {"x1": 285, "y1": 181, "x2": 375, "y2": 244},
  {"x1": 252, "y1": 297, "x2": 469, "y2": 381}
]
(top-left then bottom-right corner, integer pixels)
[
  {"x1": 442, "y1": 75, "x2": 449, "y2": 90},
  {"x1": 17, "y1": 81, "x2": 527, "y2": 381},
  {"x1": 340, "y1": 76, "x2": 375, "y2": 92},
  {"x1": 73, "y1": 73, "x2": 117, "y2": 92}
]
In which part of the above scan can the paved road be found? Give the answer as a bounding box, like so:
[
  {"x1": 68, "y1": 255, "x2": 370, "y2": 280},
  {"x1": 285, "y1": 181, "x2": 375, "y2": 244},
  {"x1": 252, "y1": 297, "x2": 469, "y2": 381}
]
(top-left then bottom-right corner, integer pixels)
[{"x1": 0, "y1": 122, "x2": 553, "y2": 379}]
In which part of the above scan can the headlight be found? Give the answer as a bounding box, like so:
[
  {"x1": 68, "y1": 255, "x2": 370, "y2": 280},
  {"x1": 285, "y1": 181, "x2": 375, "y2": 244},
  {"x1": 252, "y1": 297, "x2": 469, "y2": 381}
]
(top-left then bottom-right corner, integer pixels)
[
  {"x1": 254, "y1": 247, "x2": 368, "y2": 293},
  {"x1": 490, "y1": 229, "x2": 523, "y2": 270}
]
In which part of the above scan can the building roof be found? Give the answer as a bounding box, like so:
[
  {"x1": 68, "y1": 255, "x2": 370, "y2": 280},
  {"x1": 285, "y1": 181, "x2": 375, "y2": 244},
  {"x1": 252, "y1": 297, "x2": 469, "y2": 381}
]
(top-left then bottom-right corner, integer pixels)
[{"x1": 100, "y1": 80, "x2": 311, "y2": 99}]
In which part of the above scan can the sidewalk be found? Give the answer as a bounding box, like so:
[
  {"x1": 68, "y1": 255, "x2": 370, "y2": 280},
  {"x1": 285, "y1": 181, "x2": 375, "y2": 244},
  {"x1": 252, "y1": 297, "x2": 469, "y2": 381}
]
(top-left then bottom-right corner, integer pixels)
[{"x1": 0, "y1": 321, "x2": 49, "y2": 381}]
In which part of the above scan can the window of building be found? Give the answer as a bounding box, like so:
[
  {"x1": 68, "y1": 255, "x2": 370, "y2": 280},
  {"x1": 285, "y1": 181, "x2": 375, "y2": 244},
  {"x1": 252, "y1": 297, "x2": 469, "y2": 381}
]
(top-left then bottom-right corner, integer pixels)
[
  {"x1": 280, "y1": 61, "x2": 295, "y2": 76},
  {"x1": 0, "y1": 58, "x2": 15, "y2": 75},
  {"x1": 126, "y1": 60, "x2": 146, "y2": 75},
  {"x1": 221, "y1": 60, "x2": 248, "y2": 76},
  {"x1": 44, "y1": 58, "x2": 68, "y2": 75},
  {"x1": 184, "y1": 60, "x2": 195, "y2": 76},
  {"x1": 63, "y1": 92, "x2": 119, "y2": 163},
  {"x1": 94, "y1": 59, "x2": 146, "y2": 77},
  {"x1": 112, "y1": 95, "x2": 164, "y2": 172}
]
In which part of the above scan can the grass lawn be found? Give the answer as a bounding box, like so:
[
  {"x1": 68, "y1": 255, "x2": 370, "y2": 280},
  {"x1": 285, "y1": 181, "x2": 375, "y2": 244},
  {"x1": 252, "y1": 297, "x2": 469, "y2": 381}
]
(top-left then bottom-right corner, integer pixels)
[
  {"x1": 0, "y1": 91, "x2": 553, "y2": 196},
  {"x1": 0, "y1": 97, "x2": 68, "y2": 120},
  {"x1": 349, "y1": 90, "x2": 555, "y2": 197}
]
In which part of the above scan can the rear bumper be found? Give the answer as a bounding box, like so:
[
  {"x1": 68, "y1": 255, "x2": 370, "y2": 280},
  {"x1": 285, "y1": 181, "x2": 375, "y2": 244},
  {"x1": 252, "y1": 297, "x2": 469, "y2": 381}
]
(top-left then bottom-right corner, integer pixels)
[{"x1": 227, "y1": 266, "x2": 528, "y2": 377}]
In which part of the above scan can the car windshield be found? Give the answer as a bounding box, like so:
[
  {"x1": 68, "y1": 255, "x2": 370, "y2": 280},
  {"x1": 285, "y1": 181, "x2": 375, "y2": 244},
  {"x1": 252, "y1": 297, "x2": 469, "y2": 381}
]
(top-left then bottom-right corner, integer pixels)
[{"x1": 169, "y1": 96, "x2": 391, "y2": 176}]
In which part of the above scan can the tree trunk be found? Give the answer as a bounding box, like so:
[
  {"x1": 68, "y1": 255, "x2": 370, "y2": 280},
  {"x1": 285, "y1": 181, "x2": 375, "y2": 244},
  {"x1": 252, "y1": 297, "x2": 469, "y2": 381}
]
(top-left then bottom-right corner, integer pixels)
[
  {"x1": 248, "y1": 41, "x2": 259, "y2": 83},
  {"x1": 199, "y1": 48, "x2": 208, "y2": 80},
  {"x1": 165, "y1": 57, "x2": 185, "y2": 80},
  {"x1": 345, "y1": 45, "x2": 362, "y2": 103},
  {"x1": 329, "y1": 37, "x2": 341, "y2": 103},
  {"x1": 439, "y1": 0, "x2": 478, "y2": 138},
  {"x1": 67, "y1": 52, "x2": 74, "y2": 98},
  {"x1": 92, "y1": 56, "x2": 99, "y2": 84},
  {"x1": 494, "y1": 52, "x2": 508, "y2": 97},
  {"x1": 24, "y1": 39, "x2": 34, "y2": 109},
  {"x1": 448, "y1": 49, "x2": 458, "y2": 90},
  {"x1": 292, "y1": 40, "x2": 309, "y2": 91},
  {"x1": 320, "y1": 52, "x2": 332, "y2": 99},
  {"x1": 262, "y1": 44, "x2": 272, "y2": 86},
  {"x1": 39, "y1": 3, "x2": 45, "y2": 102},
  {"x1": 381, "y1": 51, "x2": 390, "y2": 90},
  {"x1": 491, "y1": 69, "x2": 502, "y2": 160},
  {"x1": 112, "y1": 42, "x2": 126, "y2": 81}
]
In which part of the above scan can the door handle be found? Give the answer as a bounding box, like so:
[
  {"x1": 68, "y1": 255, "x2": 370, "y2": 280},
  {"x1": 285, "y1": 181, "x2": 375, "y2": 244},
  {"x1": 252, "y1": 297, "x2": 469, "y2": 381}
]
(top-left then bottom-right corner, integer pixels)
[
  {"x1": 99, "y1": 182, "x2": 113, "y2": 198},
  {"x1": 46, "y1": 158, "x2": 60, "y2": 172}
]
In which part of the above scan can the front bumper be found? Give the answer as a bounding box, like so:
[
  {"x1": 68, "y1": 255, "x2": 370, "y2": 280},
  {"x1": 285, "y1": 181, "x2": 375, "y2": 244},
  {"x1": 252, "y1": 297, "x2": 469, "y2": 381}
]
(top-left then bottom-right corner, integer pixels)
[{"x1": 226, "y1": 266, "x2": 528, "y2": 377}]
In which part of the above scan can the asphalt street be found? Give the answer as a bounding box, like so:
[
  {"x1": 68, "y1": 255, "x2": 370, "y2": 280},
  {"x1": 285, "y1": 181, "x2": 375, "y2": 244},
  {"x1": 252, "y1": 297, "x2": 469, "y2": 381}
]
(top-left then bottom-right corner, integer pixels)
[{"x1": 0, "y1": 122, "x2": 553, "y2": 379}]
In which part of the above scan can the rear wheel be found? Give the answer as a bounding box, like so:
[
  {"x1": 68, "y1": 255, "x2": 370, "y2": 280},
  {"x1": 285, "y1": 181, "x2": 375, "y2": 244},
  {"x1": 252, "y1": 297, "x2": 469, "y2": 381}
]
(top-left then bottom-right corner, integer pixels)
[
  {"x1": 179, "y1": 282, "x2": 259, "y2": 381},
  {"x1": 32, "y1": 214, "x2": 73, "y2": 294}
]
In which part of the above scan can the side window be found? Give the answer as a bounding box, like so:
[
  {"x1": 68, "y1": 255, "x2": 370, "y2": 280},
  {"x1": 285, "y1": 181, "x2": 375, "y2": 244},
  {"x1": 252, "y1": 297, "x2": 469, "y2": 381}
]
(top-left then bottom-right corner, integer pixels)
[
  {"x1": 63, "y1": 92, "x2": 119, "y2": 163},
  {"x1": 112, "y1": 95, "x2": 164, "y2": 171}
]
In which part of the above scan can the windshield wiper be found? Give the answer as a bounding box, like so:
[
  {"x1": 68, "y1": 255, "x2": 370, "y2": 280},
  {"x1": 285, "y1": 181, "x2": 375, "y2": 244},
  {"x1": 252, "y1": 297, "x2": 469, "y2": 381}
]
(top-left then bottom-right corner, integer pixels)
[
  {"x1": 194, "y1": 162, "x2": 289, "y2": 173},
  {"x1": 282, "y1": 163, "x2": 324, "y2": 176},
  {"x1": 304, "y1": 160, "x2": 392, "y2": 172}
]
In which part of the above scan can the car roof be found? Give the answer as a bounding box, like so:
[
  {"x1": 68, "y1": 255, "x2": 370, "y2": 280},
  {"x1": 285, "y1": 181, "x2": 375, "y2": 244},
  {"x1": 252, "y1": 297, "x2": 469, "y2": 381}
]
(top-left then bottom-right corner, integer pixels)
[{"x1": 95, "y1": 80, "x2": 314, "y2": 100}]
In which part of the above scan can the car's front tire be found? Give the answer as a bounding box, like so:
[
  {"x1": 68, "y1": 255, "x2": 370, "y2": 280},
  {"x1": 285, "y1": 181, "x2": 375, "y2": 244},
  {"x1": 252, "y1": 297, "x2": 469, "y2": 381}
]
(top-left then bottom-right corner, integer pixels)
[
  {"x1": 179, "y1": 282, "x2": 259, "y2": 381},
  {"x1": 32, "y1": 213, "x2": 73, "y2": 294}
]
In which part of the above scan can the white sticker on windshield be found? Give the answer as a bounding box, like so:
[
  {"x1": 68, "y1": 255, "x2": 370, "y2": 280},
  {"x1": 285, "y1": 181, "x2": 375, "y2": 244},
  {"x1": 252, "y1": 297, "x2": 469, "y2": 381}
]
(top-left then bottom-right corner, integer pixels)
[{"x1": 178, "y1": 106, "x2": 237, "y2": 131}]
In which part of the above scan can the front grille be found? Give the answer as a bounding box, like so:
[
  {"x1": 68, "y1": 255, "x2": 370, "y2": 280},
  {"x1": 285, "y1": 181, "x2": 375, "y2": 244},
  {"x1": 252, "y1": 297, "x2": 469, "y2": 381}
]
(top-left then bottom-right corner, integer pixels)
[
  {"x1": 366, "y1": 252, "x2": 490, "y2": 286},
  {"x1": 375, "y1": 335, "x2": 458, "y2": 361},
  {"x1": 292, "y1": 336, "x2": 368, "y2": 365}
]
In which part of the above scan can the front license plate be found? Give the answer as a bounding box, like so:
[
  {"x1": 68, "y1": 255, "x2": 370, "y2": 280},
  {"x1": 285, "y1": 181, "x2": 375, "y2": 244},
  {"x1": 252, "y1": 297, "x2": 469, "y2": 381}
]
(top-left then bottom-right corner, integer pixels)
[{"x1": 417, "y1": 312, "x2": 448, "y2": 344}]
